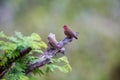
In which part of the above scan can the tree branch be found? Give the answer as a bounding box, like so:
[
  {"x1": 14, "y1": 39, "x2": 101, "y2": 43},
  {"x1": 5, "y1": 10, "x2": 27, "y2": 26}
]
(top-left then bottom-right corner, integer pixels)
[
  {"x1": 25, "y1": 33, "x2": 73, "y2": 74},
  {"x1": 0, "y1": 47, "x2": 32, "y2": 78}
]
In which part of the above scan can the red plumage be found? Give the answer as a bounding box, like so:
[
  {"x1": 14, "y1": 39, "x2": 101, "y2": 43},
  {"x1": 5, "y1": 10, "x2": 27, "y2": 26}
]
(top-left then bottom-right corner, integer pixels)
[{"x1": 63, "y1": 25, "x2": 78, "y2": 39}]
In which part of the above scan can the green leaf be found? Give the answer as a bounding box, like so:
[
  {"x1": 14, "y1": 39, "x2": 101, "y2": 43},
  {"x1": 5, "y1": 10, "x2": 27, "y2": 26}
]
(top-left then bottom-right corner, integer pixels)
[
  {"x1": 46, "y1": 64, "x2": 72, "y2": 73},
  {"x1": 20, "y1": 75, "x2": 29, "y2": 80},
  {"x1": 48, "y1": 56, "x2": 72, "y2": 73},
  {"x1": 58, "y1": 56, "x2": 69, "y2": 63},
  {"x1": 0, "y1": 41, "x2": 5, "y2": 45},
  {"x1": 33, "y1": 68, "x2": 45, "y2": 75},
  {"x1": 0, "y1": 31, "x2": 8, "y2": 39},
  {"x1": 32, "y1": 50, "x2": 43, "y2": 54},
  {"x1": 31, "y1": 33, "x2": 41, "y2": 41},
  {"x1": 15, "y1": 32, "x2": 23, "y2": 39},
  {"x1": 9, "y1": 36, "x2": 18, "y2": 43},
  {"x1": 40, "y1": 41, "x2": 47, "y2": 48}
]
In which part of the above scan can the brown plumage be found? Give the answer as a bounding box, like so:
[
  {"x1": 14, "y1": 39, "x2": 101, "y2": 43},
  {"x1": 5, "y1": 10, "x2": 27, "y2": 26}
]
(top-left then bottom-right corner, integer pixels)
[{"x1": 63, "y1": 25, "x2": 78, "y2": 39}]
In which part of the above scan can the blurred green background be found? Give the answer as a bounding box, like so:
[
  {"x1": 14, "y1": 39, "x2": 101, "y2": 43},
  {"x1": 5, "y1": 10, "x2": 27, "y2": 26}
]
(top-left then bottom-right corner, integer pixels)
[{"x1": 0, "y1": 0, "x2": 120, "y2": 80}]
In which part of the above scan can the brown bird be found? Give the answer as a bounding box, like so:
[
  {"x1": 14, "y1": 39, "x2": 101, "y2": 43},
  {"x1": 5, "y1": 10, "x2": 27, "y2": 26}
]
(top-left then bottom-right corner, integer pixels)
[{"x1": 63, "y1": 25, "x2": 78, "y2": 39}]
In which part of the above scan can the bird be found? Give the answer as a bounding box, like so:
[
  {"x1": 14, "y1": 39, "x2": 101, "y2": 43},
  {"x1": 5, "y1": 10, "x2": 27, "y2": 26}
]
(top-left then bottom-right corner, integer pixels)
[{"x1": 63, "y1": 25, "x2": 78, "y2": 39}]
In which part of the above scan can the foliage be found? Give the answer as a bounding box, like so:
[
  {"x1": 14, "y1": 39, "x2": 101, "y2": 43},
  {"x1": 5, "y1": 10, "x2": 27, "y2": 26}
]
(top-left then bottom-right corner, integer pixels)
[{"x1": 0, "y1": 31, "x2": 72, "y2": 80}]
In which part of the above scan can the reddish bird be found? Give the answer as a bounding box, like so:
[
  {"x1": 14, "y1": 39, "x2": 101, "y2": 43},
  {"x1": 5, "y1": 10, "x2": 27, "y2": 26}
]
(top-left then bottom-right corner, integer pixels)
[{"x1": 63, "y1": 25, "x2": 78, "y2": 39}]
